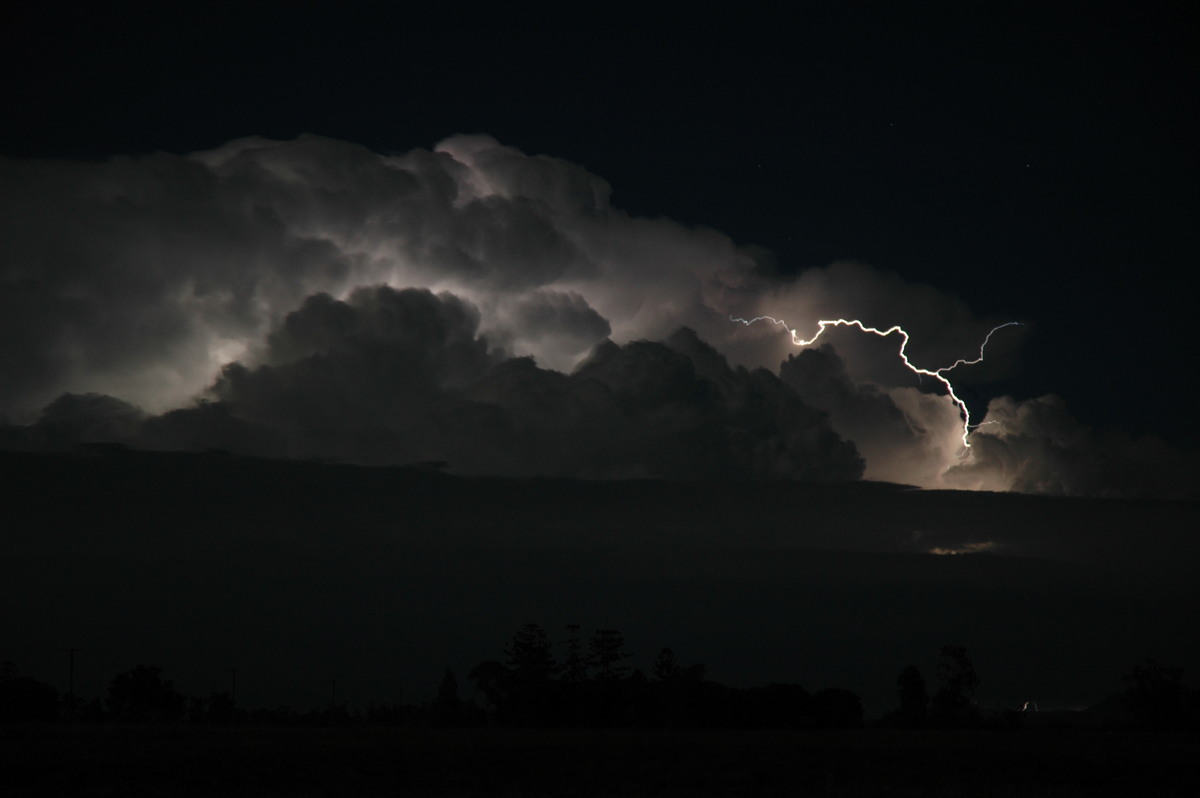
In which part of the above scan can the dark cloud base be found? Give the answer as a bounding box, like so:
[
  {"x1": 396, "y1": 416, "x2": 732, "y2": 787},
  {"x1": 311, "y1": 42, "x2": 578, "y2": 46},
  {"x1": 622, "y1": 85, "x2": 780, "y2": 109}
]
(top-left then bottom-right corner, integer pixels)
[
  {"x1": 2, "y1": 285, "x2": 863, "y2": 482},
  {"x1": 3, "y1": 448, "x2": 1197, "y2": 716}
]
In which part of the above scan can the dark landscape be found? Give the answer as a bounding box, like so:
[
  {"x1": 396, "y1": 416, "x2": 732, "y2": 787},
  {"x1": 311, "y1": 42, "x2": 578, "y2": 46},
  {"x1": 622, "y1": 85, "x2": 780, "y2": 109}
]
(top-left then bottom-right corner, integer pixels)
[
  {"x1": 6, "y1": 724, "x2": 1200, "y2": 797},
  {"x1": 4, "y1": 447, "x2": 1198, "y2": 715},
  {"x1": 4, "y1": 447, "x2": 1199, "y2": 796}
]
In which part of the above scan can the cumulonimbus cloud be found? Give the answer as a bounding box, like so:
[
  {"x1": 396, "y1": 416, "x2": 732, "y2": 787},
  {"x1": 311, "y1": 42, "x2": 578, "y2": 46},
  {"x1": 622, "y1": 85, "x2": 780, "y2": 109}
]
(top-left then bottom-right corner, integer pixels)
[{"x1": 0, "y1": 134, "x2": 1192, "y2": 494}]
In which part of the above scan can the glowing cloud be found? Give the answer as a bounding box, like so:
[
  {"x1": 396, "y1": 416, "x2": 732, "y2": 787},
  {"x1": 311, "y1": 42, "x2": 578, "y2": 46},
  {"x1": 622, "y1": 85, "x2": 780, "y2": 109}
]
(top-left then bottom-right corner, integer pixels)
[
  {"x1": 929, "y1": 541, "x2": 996, "y2": 556},
  {"x1": 2, "y1": 134, "x2": 1193, "y2": 496}
]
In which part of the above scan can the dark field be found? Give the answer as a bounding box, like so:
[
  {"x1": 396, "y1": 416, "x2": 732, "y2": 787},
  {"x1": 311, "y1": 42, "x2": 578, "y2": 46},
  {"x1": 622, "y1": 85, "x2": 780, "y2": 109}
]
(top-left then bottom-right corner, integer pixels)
[
  {"x1": 4, "y1": 724, "x2": 1197, "y2": 797},
  {"x1": 7, "y1": 449, "x2": 1200, "y2": 717}
]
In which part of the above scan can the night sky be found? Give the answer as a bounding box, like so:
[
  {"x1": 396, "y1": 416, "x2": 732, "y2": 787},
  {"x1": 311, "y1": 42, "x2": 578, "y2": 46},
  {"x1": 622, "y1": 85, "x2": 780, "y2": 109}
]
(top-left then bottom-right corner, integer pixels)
[{"x1": 2, "y1": 2, "x2": 1197, "y2": 714}]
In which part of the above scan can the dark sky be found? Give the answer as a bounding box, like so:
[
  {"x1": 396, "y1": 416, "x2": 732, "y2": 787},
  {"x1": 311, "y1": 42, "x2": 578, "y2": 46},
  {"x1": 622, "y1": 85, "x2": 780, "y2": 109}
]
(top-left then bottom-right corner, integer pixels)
[{"x1": 3, "y1": 1, "x2": 1195, "y2": 447}]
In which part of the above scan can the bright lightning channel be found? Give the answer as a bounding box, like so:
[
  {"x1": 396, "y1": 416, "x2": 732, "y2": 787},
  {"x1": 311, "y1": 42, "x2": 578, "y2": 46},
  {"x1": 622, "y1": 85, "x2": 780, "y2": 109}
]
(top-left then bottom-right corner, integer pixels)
[{"x1": 730, "y1": 315, "x2": 1023, "y2": 448}]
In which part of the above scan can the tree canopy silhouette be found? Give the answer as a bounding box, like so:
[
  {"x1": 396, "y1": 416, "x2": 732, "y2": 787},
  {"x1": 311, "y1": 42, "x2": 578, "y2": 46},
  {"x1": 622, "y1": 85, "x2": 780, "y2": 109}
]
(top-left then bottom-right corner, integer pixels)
[
  {"x1": 1122, "y1": 659, "x2": 1189, "y2": 731},
  {"x1": 1, "y1": 661, "x2": 59, "y2": 723},
  {"x1": 106, "y1": 665, "x2": 185, "y2": 723},
  {"x1": 588, "y1": 628, "x2": 630, "y2": 681},
  {"x1": 931, "y1": 645, "x2": 980, "y2": 728},
  {"x1": 893, "y1": 664, "x2": 929, "y2": 728}
]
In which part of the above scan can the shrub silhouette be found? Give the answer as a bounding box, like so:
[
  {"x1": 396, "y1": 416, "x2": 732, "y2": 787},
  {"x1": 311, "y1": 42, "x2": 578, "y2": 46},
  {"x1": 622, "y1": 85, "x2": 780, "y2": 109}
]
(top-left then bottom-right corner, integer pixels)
[
  {"x1": 1122, "y1": 659, "x2": 1189, "y2": 731},
  {"x1": 1, "y1": 661, "x2": 59, "y2": 723},
  {"x1": 813, "y1": 687, "x2": 864, "y2": 729}
]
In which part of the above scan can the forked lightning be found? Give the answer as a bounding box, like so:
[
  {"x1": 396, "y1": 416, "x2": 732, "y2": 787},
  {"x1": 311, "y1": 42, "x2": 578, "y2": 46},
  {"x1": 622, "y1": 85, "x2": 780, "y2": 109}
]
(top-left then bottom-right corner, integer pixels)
[{"x1": 730, "y1": 315, "x2": 1023, "y2": 448}]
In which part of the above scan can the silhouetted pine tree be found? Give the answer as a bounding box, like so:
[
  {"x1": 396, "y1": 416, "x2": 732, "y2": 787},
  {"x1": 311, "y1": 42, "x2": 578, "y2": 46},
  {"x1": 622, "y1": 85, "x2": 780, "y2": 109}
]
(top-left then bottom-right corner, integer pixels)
[
  {"x1": 560, "y1": 623, "x2": 587, "y2": 682},
  {"x1": 505, "y1": 623, "x2": 555, "y2": 682},
  {"x1": 930, "y1": 645, "x2": 980, "y2": 728},
  {"x1": 588, "y1": 629, "x2": 630, "y2": 681},
  {"x1": 502, "y1": 623, "x2": 557, "y2": 724},
  {"x1": 895, "y1": 664, "x2": 929, "y2": 728},
  {"x1": 653, "y1": 647, "x2": 681, "y2": 681},
  {"x1": 433, "y1": 667, "x2": 463, "y2": 725}
]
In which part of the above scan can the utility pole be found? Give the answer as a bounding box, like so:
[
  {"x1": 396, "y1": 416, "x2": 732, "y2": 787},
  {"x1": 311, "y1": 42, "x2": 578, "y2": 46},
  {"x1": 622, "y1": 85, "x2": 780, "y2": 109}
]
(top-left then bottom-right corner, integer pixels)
[{"x1": 231, "y1": 667, "x2": 238, "y2": 724}]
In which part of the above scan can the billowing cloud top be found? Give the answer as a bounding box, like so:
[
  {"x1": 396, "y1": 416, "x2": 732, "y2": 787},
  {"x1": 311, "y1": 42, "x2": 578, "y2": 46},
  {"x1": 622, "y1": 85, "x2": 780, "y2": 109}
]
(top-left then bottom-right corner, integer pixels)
[{"x1": 1, "y1": 135, "x2": 1193, "y2": 495}]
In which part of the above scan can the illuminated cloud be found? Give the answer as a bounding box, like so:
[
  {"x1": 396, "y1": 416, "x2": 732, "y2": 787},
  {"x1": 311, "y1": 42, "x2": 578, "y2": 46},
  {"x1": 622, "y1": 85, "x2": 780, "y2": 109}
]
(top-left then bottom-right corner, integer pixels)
[
  {"x1": 0, "y1": 134, "x2": 752, "y2": 418},
  {"x1": 778, "y1": 345, "x2": 964, "y2": 487},
  {"x1": 928, "y1": 542, "x2": 997, "y2": 556},
  {"x1": 944, "y1": 395, "x2": 1198, "y2": 499},
  {"x1": 0, "y1": 134, "x2": 1192, "y2": 495}
]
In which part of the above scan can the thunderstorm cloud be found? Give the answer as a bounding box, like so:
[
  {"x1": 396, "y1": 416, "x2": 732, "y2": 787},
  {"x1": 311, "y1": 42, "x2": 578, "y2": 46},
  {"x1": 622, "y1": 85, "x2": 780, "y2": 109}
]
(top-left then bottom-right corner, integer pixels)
[{"x1": 0, "y1": 134, "x2": 1191, "y2": 495}]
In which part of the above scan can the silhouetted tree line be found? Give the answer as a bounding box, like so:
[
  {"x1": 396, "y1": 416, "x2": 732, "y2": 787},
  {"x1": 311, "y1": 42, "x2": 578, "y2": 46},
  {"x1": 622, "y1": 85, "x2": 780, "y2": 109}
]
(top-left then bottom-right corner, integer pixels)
[
  {"x1": 457, "y1": 623, "x2": 863, "y2": 729},
  {"x1": 880, "y1": 645, "x2": 984, "y2": 729},
  {"x1": 878, "y1": 646, "x2": 1200, "y2": 732},
  {"x1": 0, "y1": 661, "x2": 337, "y2": 727},
  {"x1": 4, "y1": 642, "x2": 1198, "y2": 731},
  {"x1": 877, "y1": 644, "x2": 988, "y2": 729},
  {"x1": 1121, "y1": 658, "x2": 1196, "y2": 732}
]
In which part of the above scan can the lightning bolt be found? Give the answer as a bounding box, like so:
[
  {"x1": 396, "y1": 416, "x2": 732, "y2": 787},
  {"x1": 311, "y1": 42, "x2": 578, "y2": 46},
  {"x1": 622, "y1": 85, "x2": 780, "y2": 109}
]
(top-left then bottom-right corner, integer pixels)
[{"x1": 730, "y1": 315, "x2": 1023, "y2": 448}]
